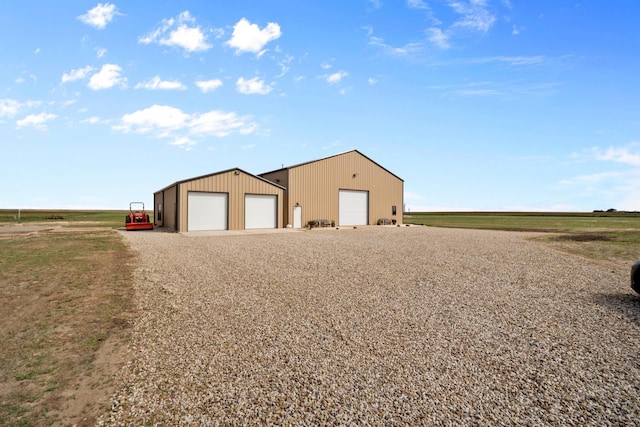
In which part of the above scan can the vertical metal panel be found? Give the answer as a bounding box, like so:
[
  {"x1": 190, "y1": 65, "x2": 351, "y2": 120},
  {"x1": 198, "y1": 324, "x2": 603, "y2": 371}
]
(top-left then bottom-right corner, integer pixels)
[
  {"x1": 288, "y1": 151, "x2": 403, "y2": 227},
  {"x1": 161, "y1": 185, "x2": 177, "y2": 231},
  {"x1": 260, "y1": 170, "x2": 290, "y2": 225},
  {"x1": 176, "y1": 170, "x2": 284, "y2": 231}
]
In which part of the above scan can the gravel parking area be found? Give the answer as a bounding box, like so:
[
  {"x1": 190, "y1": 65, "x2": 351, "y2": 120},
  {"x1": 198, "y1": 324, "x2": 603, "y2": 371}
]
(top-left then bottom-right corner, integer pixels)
[{"x1": 103, "y1": 226, "x2": 640, "y2": 425}]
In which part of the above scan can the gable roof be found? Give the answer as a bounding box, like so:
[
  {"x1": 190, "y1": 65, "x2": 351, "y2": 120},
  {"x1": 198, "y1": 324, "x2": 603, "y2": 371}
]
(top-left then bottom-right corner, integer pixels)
[
  {"x1": 260, "y1": 149, "x2": 404, "y2": 181},
  {"x1": 155, "y1": 167, "x2": 286, "y2": 193}
]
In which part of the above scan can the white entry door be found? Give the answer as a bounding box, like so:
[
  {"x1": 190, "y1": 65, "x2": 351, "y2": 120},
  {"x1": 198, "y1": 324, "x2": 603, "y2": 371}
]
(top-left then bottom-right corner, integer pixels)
[
  {"x1": 188, "y1": 192, "x2": 228, "y2": 231},
  {"x1": 339, "y1": 190, "x2": 368, "y2": 226},
  {"x1": 293, "y1": 205, "x2": 302, "y2": 229}
]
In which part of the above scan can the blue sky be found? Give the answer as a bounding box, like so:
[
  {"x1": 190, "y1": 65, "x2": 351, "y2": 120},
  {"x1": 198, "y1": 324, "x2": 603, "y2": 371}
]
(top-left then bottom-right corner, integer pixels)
[{"x1": 1, "y1": 1, "x2": 639, "y2": 212}]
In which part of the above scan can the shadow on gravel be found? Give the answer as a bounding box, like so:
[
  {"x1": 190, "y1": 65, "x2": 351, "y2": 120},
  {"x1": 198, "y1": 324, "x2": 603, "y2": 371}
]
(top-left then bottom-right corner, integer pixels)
[{"x1": 592, "y1": 292, "x2": 640, "y2": 325}]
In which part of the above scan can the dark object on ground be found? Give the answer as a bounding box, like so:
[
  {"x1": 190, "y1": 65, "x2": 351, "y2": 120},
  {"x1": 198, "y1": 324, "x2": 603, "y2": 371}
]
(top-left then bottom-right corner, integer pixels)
[{"x1": 631, "y1": 260, "x2": 640, "y2": 294}]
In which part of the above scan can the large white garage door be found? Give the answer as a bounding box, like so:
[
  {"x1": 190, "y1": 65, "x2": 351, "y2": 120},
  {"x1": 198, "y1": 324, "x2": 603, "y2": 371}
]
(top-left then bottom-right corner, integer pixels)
[
  {"x1": 245, "y1": 194, "x2": 277, "y2": 229},
  {"x1": 188, "y1": 192, "x2": 228, "y2": 231},
  {"x1": 339, "y1": 190, "x2": 368, "y2": 226}
]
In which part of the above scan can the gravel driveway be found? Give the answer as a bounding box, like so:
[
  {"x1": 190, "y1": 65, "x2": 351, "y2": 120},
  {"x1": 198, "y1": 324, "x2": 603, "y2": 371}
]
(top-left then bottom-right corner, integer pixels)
[{"x1": 103, "y1": 226, "x2": 640, "y2": 425}]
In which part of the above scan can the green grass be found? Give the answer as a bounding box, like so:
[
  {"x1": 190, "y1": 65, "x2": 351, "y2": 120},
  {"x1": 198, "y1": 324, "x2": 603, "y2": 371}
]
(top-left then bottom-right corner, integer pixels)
[
  {"x1": 404, "y1": 211, "x2": 640, "y2": 232},
  {"x1": 0, "y1": 231, "x2": 135, "y2": 426},
  {"x1": 0, "y1": 209, "x2": 152, "y2": 229},
  {"x1": 404, "y1": 211, "x2": 640, "y2": 264}
]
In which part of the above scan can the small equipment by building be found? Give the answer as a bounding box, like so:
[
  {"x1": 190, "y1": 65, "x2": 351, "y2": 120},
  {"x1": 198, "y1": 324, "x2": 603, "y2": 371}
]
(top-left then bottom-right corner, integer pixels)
[{"x1": 125, "y1": 202, "x2": 153, "y2": 231}]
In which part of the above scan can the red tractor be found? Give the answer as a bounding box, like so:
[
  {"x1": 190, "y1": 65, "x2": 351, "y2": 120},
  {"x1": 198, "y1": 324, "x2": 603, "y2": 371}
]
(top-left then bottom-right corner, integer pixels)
[{"x1": 125, "y1": 202, "x2": 154, "y2": 231}]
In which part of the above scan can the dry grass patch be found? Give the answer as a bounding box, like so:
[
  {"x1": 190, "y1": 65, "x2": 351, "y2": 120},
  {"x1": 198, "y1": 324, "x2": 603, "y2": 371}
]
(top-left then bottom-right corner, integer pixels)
[
  {"x1": 538, "y1": 230, "x2": 640, "y2": 267},
  {"x1": 0, "y1": 230, "x2": 136, "y2": 426}
]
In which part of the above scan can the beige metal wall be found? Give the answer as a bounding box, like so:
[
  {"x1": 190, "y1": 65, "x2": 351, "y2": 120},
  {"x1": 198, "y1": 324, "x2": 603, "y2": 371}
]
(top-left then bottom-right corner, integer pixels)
[
  {"x1": 153, "y1": 191, "x2": 163, "y2": 226},
  {"x1": 154, "y1": 185, "x2": 177, "y2": 230},
  {"x1": 287, "y1": 151, "x2": 403, "y2": 227},
  {"x1": 176, "y1": 169, "x2": 284, "y2": 232},
  {"x1": 260, "y1": 169, "x2": 290, "y2": 224}
]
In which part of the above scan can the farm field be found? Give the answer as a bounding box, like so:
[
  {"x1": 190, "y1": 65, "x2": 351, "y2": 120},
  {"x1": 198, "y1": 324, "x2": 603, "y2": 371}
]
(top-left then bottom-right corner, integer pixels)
[
  {"x1": 0, "y1": 213, "x2": 136, "y2": 426},
  {"x1": 0, "y1": 210, "x2": 638, "y2": 425},
  {"x1": 405, "y1": 211, "x2": 640, "y2": 265},
  {"x1": 0, "y1": 209, "x2": 132, "y2": 230},
  {"x1": 404, "y1": 211, "x2": 640, "y2": 232}
]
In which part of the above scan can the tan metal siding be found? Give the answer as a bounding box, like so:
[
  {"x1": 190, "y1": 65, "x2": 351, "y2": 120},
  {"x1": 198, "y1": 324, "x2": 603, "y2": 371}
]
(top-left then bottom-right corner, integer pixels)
[
  {"x1": 288, "y1": 151, "x2": 403, "y2": 227},
  {"x1": 157, "y1": 185, "x2": 177, "y2": 231},
  {"x1": 176, "y1": 170, "x2": 284, "y2": 231},
  {"x1": 260, "y1": 170, "x2": 290, "y2": 224}
]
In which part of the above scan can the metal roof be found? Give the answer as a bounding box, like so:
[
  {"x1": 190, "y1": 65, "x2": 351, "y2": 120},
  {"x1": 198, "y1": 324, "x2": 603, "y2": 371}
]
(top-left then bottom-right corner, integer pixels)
[
  {"x1": 155, "y1": 167, "x2": 286, "y2": 193},
  {"x1": 259, "y1": 149, "x2": 404, "y2": 182}
]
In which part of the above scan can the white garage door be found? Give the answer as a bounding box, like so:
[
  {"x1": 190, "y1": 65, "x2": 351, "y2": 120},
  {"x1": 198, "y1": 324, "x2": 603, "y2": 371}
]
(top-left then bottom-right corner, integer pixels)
[
  {"x1": 245, "y1": 194, "x2": 277, "y2": 229},
  {"x1": 188, "y1": 192, "x2": 228, "y2": 231},
  {"x1": 339, "y1": 190, "x2": 368, "y2": 226}
]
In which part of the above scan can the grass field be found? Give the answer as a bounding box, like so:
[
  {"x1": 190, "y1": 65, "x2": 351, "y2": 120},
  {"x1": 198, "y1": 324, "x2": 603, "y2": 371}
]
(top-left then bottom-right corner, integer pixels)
[
  {"x1": 404, "y1": 211, "x2": 640, "y2": 231},
  {"x1": 0, "y1": 209, "x2": 133, "y2": 229},
  {"x1": 404, "y1": 211, "x2": 640, "y2": 265},
  {"x1": 0, "y1": 214, "x2": 136, "y2": 426}
]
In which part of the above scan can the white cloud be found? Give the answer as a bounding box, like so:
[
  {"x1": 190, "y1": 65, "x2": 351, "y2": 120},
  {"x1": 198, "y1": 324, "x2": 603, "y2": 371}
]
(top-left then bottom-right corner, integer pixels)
[
  {"x1": 61, "y1": 66, "x2": 93, "y2": 84},
  {"x1": 369, "y1": 36, "x2": 423, "y2": 56},
  {"x1": 16, "y1": 112, "x2": 56, "y2": 130},
  {"x1": 226, "y1": 18, "x2": 281, "y2": 55},
  {"x1": 0, "y1": 99, "x2": 22, "y2": 118},
  {"x1": 470, "y1": 55, "x2": 546, "y2": 66},
  {"x1": 88, "y1": 64, "x2": 126, "y2": 90},
  {"x1": 189, "y1": 110, "x2": 257, "y2": 137},
  {"x1": 0, "y1": 99, "x2": 41, "y2": 118},
  {"x1": 139, "y1": 11, "x2": 212, "y2": 53},
  {"x1": 512, "y1": 24, "x2": 524, "y2": 35},
  {"x1": 325, "y1": 71, "x2": 348, "y2": 85},
  {"x1": 170, "y1": 136, "x2": 196, "y2": 151},
  {"x1": 407, "y1": 0, "x2": 429, "y2": 9},
  {"x1": 195, "y1": 79, "x2": 223, "y2": 93},
  {"x1": 80, "y1": 116, "x2": 104, "y2": 124},
  {"x1": 448, "y1": 0, "x2": 496, "y2": 32},
  {"x1": 368, "y1": 77, "x2": 378, "y2": 85},
  {"x1": 77, "y1": 3, "x2": 120, "y2": 29},
  {"x1": 135, "y1": 76, "x2": 187, "y2": 90},
  {"x1": 557, "y1": 171, "x2": 623, "y2": 188},
  {"x1": 113, "y1": 104, "x2": 258, "y2": 140},
  {"x1": 428, "y1": 27, "x2": 450, "y2": 49},
  {"x1": 559, "y1": 145, "x2": 640, "y2": 211},
  {"x1": 452, "y1": 87, "x2": 500, "y2": 96},
  {"x1": 114, "y1": 105, "x2": 189, "y2": 136},
  {"x1": 96, "y1": 47, "x2": 107, "y2": 58},
  {"x1": 242, "y1": 143, "x2": 256, "y2": 150},
  {"x1": 592, "y1": 145, "x2": 640, "y2": 166},
  {"x1": 236, "y1": 77, "x2": 273, "y2": 95},
  {"x1": 276, "y1": 55, "x2": 294, "y2": 78}
]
